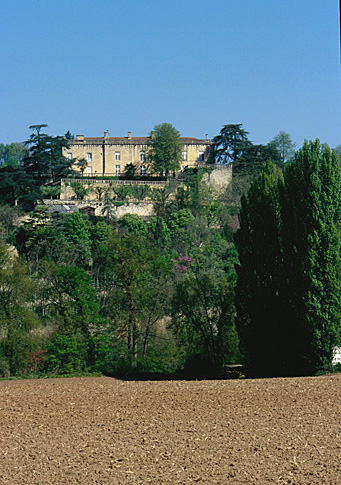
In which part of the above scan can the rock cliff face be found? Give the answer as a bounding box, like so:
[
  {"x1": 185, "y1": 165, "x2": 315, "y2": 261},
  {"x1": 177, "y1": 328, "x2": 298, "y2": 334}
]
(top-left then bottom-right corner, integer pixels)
[
  {"x1": 201, "y1": 165, "x2": 232, "y2": 194},
  {"x1": 45, "y1": 166, "x2": 232, "y2": 219},
  {"x1": 43, "y1": 200, "x2": 155, "y2": 219}
]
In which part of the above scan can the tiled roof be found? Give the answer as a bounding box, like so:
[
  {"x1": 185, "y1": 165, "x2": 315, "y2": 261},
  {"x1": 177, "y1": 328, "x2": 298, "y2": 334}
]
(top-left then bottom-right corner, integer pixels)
[{"x1": 72, "y1": 136, "x2": 210, "y2": 144}]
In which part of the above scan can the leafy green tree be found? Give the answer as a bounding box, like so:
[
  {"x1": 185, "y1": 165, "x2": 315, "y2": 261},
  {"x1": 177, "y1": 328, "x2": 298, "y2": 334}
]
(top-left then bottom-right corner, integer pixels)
[
  {"x1": 235, "y1": 162, "x2": 283, "y2": 376},
  {"x1": 0, "y1": 205, "x2": 23, "y2": 241},
  {"x1": 70, "y1": 181, "x2": 89, "y2": 200},
  {"x1": 335, "y1": 144, "x2": 341, "y2": 165},
  {"x1": 23, "y1": 124, "x2": 74, "y2": 186},
  {"x1": 47, "y1": 334, "x2": 86, "y2": 374},
  {"x1": 148, "y1": 123, "x2": 183, "y2": 176},
  {"x1": 210, "y1": 124, "x2": 251, "y2": 165},
  {"x1": 129, "y1": 184, "x2": 152, "y2": 201},
  {"x1": 20, "y1": 211, "x2": 92, "y2": 269},
  {"x1": 62, "y1": 211, "x2": 92, "y2": 266},
  {"x1": 112, "y1": 185, "x2": 131, "y2": 201},
  {"x1": 124, "y1": 163, "x2": 136, "y2": 178},
  {"x1": 118, "y1": 214, "x2": 148, "y2": 236},
  {"x1": 235, "y1": 141, "x2": 340, "y2": 376},
  {"x1": 76, "y1": 157, "x2": 88, "y2": 176},
  {"x1": 0, "y1": 166, "x2": 36, "y2": 206},
  {"x1": 234, "y1": 143, "x2": 282, "y2": 176},
  {"x1": 0, "y1": 142, "x2": 27, "y2": 166},
  {"x1": 269, "y1": 131, "x2": 296, "y2": 162},
  {"x1": 0, "y1": 244, "x2": 41, "y2": 374},
  {"x1": 94, "y1": 230, "x2": 171, "y2": 368},
  {"x1": 171, "y1": 265, "x2": 239, "y2": 375},
  {"x1": 279, "y1": 141, "x2": 340, "y2": 375},
  {"x1": 41, "y1": 186, "x2": 61, "y2": 199},
  {"x1": 41, "y1": 263, "x2": 102, "y2": 337}
]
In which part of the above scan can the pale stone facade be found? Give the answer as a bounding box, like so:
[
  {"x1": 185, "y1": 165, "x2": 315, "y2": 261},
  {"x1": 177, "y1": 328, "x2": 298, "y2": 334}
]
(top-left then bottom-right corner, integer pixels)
[
  {"x1": 63, "y1": 131, "x2": 211, "y2": 177},
  {"x1": 201, "y1": 166, "x2": 233, "y2": 195}
]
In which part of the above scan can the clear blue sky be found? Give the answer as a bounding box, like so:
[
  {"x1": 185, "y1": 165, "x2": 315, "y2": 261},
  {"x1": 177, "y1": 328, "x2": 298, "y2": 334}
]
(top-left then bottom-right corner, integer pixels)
[{"x1": 1, "y1": 0, "x2": 340, "y2": 148}]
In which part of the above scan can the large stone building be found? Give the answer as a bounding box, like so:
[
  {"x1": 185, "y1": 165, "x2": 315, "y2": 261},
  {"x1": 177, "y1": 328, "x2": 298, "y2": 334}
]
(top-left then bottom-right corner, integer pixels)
[{"x1": 63, "y1": 131, "x2": 211, "y2": 177}]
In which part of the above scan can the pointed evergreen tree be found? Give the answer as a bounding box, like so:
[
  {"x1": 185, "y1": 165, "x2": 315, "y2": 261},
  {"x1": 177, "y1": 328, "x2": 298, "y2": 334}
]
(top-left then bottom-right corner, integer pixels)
[
  {"x1": 235, "y1": 162, "x2": 283, "y2": 375},
  {"x1": 279, "y1": 140, "x2": 341, "y2": 374},
  {"x1": 235, "y1": 141, "x2": 340, "y2": 376}
]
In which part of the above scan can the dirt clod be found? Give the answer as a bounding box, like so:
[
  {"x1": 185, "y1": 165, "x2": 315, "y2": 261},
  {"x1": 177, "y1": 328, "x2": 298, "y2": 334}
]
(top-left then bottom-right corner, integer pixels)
[{"x1": 0, "y1": 375, "x2": 340, "y2": 484}]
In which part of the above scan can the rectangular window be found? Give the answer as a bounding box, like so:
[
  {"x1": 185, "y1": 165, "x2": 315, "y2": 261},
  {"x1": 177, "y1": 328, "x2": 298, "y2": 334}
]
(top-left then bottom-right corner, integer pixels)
[
  {"x1": 140, "y1": 151, "x2": 146, "y2": 162},
  {"x1": 67, "y1": 153, "x2": 72, "y2": 159},
  {"x1": 182, "y1": 151, "x2": 187, "y2": 161},
  {"x1": 115, "y1": 165, "x2": 121, "y2": 176},
  {"x1": 86, "y1": 166, "x2": 92, "y2": 174},
  {"x1": 198, "y1": 151, "x2": 204, "y2": 162},
  {"x1": 140, "y1": 165, "x2": 146, "y2": 176},
  {"x1": 115, "y1": 152, "x2": 120, "y2": 161},
  {"x1": 87, "y1": 153, "x2": 92, "y2": 162}
]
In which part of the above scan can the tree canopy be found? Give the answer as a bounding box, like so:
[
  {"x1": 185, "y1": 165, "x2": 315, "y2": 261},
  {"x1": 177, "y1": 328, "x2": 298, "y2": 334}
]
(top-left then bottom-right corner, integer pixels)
[
  {"x1": 269, "y1": 131, "x2": 296, "y2": 162},
  {"x1": 148, "y1": 123, "x2": 183, "y2": 176},
  {"x1": 209, "y1": 124, "x2": 282, "y2": 177},
  {"x1": 235, "y1": 141, "x2": 340, "y2": 376}
]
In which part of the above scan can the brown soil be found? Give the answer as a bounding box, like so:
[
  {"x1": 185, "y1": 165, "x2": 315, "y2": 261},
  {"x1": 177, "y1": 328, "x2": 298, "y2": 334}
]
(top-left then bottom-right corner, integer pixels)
[{"x1": 0, "y1": 375, "x2": 340, "y2": 484}]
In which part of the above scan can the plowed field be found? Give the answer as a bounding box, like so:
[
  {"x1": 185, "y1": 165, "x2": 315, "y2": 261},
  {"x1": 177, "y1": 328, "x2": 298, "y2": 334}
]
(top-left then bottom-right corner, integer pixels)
[{"x1": 0, "y1": 375, "x2": 340, "y2": 484}]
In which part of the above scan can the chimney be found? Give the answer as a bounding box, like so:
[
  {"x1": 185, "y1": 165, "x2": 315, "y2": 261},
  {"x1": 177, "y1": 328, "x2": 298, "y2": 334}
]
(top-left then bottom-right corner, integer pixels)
[
  {"x1": 205, "y1": 134, "x2": 209, "y2": 140},
  {"x1": 128, "y1": 131, "x2": 132, "y2": 140},
  {"x1": 104, "y1": 130, "x2": 109, "y2": 139}
]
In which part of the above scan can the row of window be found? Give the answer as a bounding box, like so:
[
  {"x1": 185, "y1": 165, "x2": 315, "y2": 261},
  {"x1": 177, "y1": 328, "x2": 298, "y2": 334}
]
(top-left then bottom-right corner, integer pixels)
[
  {"x1": 81, "y1": 165, "x2": 147, "y2": 176},
  {"x1": 115, "y1": 165, "x2": 146, "y2": 176},
  {"x1": 68, "y1": 151, "x2": 205, "y2": 162}
]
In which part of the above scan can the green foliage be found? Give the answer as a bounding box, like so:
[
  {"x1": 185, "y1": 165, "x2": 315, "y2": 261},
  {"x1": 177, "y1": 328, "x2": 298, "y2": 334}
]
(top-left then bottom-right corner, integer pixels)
[
  {"x1": 210, "y1": 124, "x2": 251, "y2": 164},
  {"x1": 172, "y1": 264, "x2": 239, "y2": 375},
  {"x1": 70, "y1": 182, "x2": 89, "y2": 200},
  {"x1": 279, "y1": 141, "x2": 340, "y2": 374},
  {"x1": 335, "y1": 144, "x2": 341, "y2": 165},
  {"x1": 0, "y1": 205, "x2": 23, "y2": 242},
  {"x1": 62, "y1": 211, "x2": 92, "y2": 265},
  {"x1": 148, "y1": 123, "x2": 183, "y2": 176},
  {"x1": 128, "y1": 184, "x2": 152, "y2": 201},
  {"x1": 269, "y1": 131, "x2": 296, "y2": 162},
  {"x1": 137, "y1": 337, "x2": 185, "y2": 375},
  {"x1": 41, "y1": 263, "x2": 101, "y2": 336},
  {"x1": 210, "y1": 124, "x2": 283, "y2": 178},
  {"x1": 76, "y1": 157, "x2": 87, "y2": 176},
  {"x1": 112, "y1": 185, "x2": 131, "y2": 201},
  {"x1": 47, "y1": 334, "x2": 87, "y2": 374},
  {"x1": 0, "y1": 245, "x2": 43, "y2": 375},
  {"x1": 118, "y1": 214, "x2": 148, "y2": 236},
  {"x1": 235, "y1": 163, "x2": 283, "y2": 375},
  {"x1": 0, "y1": 142, "x2": 27, "y2": 166},
  {"x1": 124, "y1": 163, "x2": 136, "y2": 178},
  {"x1": 167, "y1": 208, "x2": 194, "y2": 234},
  {"x1": 234, "y1": 143, "x2": 282, "y2": 176},
  {"x1": 23, "y1": 124, "x2": 74, "y2": 186},
  {"x1": 0, "y1": 166, "x2": 36, "y2": 207},
  {"x1": 90, "y1": 329, "x2": 130, "y2": 375},
  {"x1": 40, "y1": 186, "x2": 61, "y2": 199},
  {"x1": 235, "y1": 142, "x2": 340, "y2": 376}
]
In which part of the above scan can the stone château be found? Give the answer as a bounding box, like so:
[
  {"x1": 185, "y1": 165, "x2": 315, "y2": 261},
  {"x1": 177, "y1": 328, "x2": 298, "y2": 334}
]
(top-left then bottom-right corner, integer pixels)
[{"x1": 63, "y1": 131, "x2": 211, "y2": 177}]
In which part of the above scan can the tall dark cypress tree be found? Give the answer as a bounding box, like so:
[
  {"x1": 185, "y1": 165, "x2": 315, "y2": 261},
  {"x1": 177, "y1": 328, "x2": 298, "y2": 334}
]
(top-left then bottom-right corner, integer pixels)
[
  {"x1": 235, "y1": 162, "x2": 283, "y2": 376},
  {"x1": 235, "y1": 141, "x2": 340, "y2": 376},
  {"x1": 279, "y1": 140, "x2": 340, "y2": 375}
]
